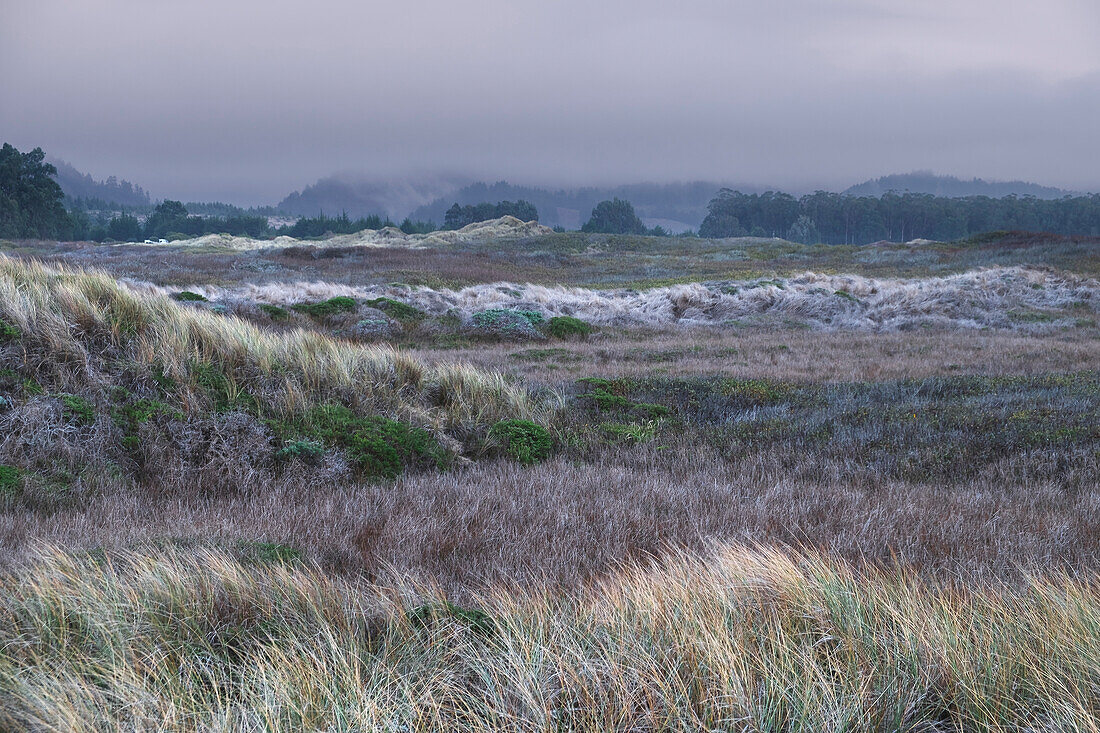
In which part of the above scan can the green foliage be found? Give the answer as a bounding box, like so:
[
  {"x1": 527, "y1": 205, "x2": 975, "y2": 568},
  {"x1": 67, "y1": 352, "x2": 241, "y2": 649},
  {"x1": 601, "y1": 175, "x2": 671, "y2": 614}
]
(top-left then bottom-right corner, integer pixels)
[
  {"x1": 281, "y1": 403, "x2": 447, "y2": 479},
  {"x1": 545, "y1": 316, "x2": 594, "y2": 339},
  {"x1": 190, "y1": 362, "x2": 255, "y2": 413},
  {"x1": 258, "y1": 304, "x2": 290, "y2": 321},
  {"x1": 601, "y1": 420, "x2": 659, "y2": 444},
  {"x1": 408, "y1": 601, "x2": 496, "y2": 637},
  {"x1": 833, "y1": 289, "x2": 859, "y2": 302},
  {"x1": 0, "y1": 143, "x2": 72, "y2": 239},
  {"x1": 291, "y1": 296, "x2": 358, "y2": 318},
  {"x1": 577, "y1": 378, "x2": 671, "y2": 418},
  {"x1": 0, "y1": 318, "x2": 20, "y2": 342},
  {"x1": 58, "y1": 394, "x2": 95, "y2": 425},
  {"x1": 443, "y1": 200, "x2": 538, "y2": 229},
  {"x1": 1008, "y1": 309, "x2": 1057, "y2": 323},
  {"x1": 473, "y1": 309, "x2": 544, "y2": 327},
  {"x1": 489, "y1": 419, "x2": 554, "y2": 465},
  {"x1": 238, "y1": 541, "x2": 303, "y2": 564},
  {"x1": 110, "y1": 397, "x2": 178, "y2": 450},
  {"x1": 720, "y1": 378, "x2": 795, "y2": 406},
  {"x1": 582, "y1": 198, "x2": 647, "y2": 235},
  {"x1": 0, "y1": 464, "x2": 21, "y2": 497},
  {"x1": 364, "y1": 297, "x2": 425, "y2": 321},
  {"x1": 171, "y1": 291, "x2": 208, "y2": 302},
  {"x1": 275, "y1": 439, "x2": 324, "y2": 464}
]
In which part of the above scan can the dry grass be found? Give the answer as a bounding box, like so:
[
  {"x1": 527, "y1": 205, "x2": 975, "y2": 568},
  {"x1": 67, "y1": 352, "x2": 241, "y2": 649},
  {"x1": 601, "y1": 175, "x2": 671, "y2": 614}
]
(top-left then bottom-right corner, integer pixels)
[
  {"x1": 3, "y1": 543, "x2": 1100, "y2": 731},
  {"x1": 0, "y1": 256, "x2": 546, "y2": 442}
]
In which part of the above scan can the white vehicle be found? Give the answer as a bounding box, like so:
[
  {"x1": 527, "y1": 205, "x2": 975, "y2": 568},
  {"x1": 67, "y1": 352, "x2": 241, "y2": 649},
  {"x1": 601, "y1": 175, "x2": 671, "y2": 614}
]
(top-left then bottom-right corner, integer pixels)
[{"x1": 143, "y1": 239, "x2": 153, "y2": 243}]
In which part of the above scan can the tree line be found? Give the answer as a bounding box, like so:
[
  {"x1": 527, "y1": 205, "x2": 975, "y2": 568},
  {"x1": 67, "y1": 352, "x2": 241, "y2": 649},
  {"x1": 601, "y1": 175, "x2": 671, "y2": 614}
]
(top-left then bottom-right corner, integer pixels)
[
  {"x1": 699, "y1": 189, "x2": 1100, "y2": 244},
  {"x1": 443, "y1": 200, "x2": 538, "y2": 229}
]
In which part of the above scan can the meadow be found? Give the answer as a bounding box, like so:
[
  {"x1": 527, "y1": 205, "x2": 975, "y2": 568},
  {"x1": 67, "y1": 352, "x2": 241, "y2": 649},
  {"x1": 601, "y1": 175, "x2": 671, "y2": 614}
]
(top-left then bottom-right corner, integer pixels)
[{"x1": 0, "y1": 227, "x2": 1098, "y2": 730}]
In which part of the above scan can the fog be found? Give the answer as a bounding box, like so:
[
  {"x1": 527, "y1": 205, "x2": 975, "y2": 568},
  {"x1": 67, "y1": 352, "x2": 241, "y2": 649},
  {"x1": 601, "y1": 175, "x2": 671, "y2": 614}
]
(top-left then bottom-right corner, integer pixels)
[{"x1": 2, "y1": 0, "x2": 1098, "y2": 204}]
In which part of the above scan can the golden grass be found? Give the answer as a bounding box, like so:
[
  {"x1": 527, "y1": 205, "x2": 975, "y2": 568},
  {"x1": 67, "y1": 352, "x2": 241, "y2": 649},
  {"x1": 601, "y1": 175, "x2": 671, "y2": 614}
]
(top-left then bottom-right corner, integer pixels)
[
  {"x1": 0, "y1": 256, "x2": 550, "y2": 441},
  {"x1": 2, "y1": 544, "x2": 1099, "y2": 731}
]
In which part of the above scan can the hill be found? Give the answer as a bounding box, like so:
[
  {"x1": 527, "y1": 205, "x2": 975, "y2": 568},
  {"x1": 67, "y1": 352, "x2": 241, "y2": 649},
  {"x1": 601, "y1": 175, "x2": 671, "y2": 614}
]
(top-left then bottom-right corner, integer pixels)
[
  {"x1": 276, "y1": 174, "x2": 468, "y2": 220},
  {"x1": 48, "y1": 157, "x2": 151, "y2": 207},
  {"x1": 408, "y1": 180, "x2": 759, "y2": 232},
  {"x1": 844, "y1": 172, "x2": 1072, "y2": 199}
]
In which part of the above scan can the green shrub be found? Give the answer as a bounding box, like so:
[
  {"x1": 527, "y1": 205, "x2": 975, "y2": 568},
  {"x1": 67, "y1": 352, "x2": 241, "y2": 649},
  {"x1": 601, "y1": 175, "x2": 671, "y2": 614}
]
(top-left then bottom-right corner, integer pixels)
[
  {"x1": 275, "y1": 439, "x2": 324, "y2": 464},
  {"x1": 0, "y1": 319, "x2": 20, "y2": 342},
  {"x1": 489, "y1": 419, "x2": 553, "y2": 465},
  {"x1": 291, "y1": 296, "x2": 358, "y2": 318},
  {"x1": 238, "y1": 541, "x2": 303, "y2": 564},
  {"x1": 191, "y1": 362, "x2": 255, "y2": 412},
  {"x1": 290, "y1": 403, "x2": 447, "y2": 478},
  {"x1": 111, "y1": 398, "x2": 178, "y2": 450},
  {"x1": 364, "y1": 297, "x2": 425, "y2": 321},
  {"x1": 408, "y1": 601, "x2": 496, "y2": 637},
  {"x1": 473, "y1": 309, "x2": 544, "y2": 328},
  {"x1": 258, "y1": 304, "x2": 290, "y2": 321},
  {"x1": 59, "y1": 394, "x2": 95, "y2": 425},
  {"x1": 171, "y1": 291, "x2": 208, "y2": 302},
  {"x1": 0, "y1": 464, "x2": 21, "y2": 497},
  {"x1": 545, "y1": 316, "x2": 594, "y2": 339}
]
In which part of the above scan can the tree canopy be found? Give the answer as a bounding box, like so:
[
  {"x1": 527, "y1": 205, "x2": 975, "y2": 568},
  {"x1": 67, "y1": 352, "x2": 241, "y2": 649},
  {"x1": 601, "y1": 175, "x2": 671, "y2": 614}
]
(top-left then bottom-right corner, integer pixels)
[
  {"x1": 0, "y1": 143, "x2": 71, "y2": 239},
  {"x1": 581, "y1": 198, "x2": 647, "y2": 234},
  {"x1": 443, "y1": 200, "x2": 538, "y2": 229}
]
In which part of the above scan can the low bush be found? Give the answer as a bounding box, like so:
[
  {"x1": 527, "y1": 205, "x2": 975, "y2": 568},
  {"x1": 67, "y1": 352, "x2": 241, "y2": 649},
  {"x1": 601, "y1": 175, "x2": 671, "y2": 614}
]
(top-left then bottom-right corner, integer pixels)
[
  {"x1": 0, "y1": 464, "x2": 21, "y2": 497},
  {"x1": 408, "y1": 601, "x2": 496, "y2": 637},
  {"x1": 292, "y1": 296, "x2": 358, "y2": 318},
  {"x1": 275, "y1": 439, "x2": 324, "y2": 464},
  {"x1": 545, "y1": 315, "x2": 595, "y2": 339},
  {"x1": 258, "y1": 304, "x2": 290, "y2": 321},
  {"x1": 489, "y1": 419, "x2": 554, "y2": 464},
  {"x1": 0, "y1": 319, "x2": 20, "y2": 342},
  {"x1": 59, "y1": 394, "x2": 95, "y2": 425},
  {"x1": 278, "y1": 403, "x2": 448, "y2": 478},
  {"x1": 171, "y1": 291, "x2": 208, "y2": 302},
  {"x1": 364, "y1": 297, "x2": 425, "y2": 321}
]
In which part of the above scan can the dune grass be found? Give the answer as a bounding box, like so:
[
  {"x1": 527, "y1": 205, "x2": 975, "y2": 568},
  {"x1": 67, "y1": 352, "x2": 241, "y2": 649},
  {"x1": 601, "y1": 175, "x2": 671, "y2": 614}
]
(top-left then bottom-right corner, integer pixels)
[
  {"x1": 0, "y1": 256, "x2": 547, "y2": 443},
  {"x1": 2, "y1": 543, "x2": 1099, "y2": 731}
]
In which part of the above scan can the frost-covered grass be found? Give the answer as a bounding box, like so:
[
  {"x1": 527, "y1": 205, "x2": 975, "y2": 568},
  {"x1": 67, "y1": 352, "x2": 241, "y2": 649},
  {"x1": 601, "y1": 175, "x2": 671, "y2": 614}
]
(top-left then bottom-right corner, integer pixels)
[{"x1": 168, "y1": 266, "x2": 1099, "y2": 333}]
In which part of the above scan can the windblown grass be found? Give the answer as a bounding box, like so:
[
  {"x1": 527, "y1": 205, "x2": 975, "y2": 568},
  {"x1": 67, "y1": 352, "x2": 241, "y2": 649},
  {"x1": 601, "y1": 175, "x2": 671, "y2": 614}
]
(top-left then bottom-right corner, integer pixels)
[
  {"x1": 2, "y1": 544, "x2": 1099, "y2": 731},
  {"x1": 0, "y1": 256, "x2": 545, "y2": 441}
]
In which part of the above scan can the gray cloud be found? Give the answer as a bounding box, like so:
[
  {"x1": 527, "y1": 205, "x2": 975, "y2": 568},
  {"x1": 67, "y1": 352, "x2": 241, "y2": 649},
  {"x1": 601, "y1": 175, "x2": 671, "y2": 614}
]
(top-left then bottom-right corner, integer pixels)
[{"x1": 2, "y1": 0, "x2": 1097, "y2": 204}]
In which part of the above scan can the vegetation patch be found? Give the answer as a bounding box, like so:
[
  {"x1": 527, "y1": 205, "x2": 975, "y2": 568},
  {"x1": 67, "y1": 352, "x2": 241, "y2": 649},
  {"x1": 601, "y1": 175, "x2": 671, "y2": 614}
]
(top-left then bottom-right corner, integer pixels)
[
  {"x1": 0, "y1": 318, "x2": 20, "y2": 342},
  {"x1": 274, "y1": 439, "x2": 324, "y2": 464},
  {"x1": 258, "y1": 304, "x2": 290, "y2": 321},
  {"x1": 59, "y1": 393, "x2": 96, "y2": 425},
  {"x1": 408, "y1": 601, "x2": 496, "y2": 637},
  {"x1": 171, "y1": 291, "x2": 208, "y2": 302},
  {"x1": 190, "y1": 362, "x2": 256, "y2": 413},
  {"x1": 489, "y1": 419, "x2": 554, "y2": 464},
  {"x1": 275, "y1": 403, "x2": 448, "y2": 478},
  {"x1": 110, "y1": 394, "x2": 179, "y2": 450},
  {"x1": 545, "y1": 315, "x2": 595, "y2": 339},
  {"x1": 364, "y1": 297, "x2": 425, "y2": 321},
  {"x1": 291, "y1": 296, "x2": 358, "y2": 318},
  {"x1": 0, "y1": 464, "x2": 22, "y2": 498},
  {"x1": 237, "y1": 541, "x2": 304, "y2": 565}
]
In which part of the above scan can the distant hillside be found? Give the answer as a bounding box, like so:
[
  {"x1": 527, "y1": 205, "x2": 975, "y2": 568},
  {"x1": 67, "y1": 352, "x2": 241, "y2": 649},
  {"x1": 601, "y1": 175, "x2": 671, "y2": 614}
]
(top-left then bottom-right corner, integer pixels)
[
  {"x1": 409, "y1": 181, "x2": 758, "y2": 232},
  {"x1": 48, "y1": 158, "x2": 151, "y2": 207},
  {"x1": 276, "y1": 174, "x2": 468, "y2": 220},
  {"x1": 844, "y1": 172, "x2": 1071, "y2": 199}
]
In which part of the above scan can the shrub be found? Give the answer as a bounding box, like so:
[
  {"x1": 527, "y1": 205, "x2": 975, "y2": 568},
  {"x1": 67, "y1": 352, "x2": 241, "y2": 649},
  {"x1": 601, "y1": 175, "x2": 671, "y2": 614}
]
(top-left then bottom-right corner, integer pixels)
[
  {"x1": 490, "y1": 419, "x2": 553, "y2": 465},
  {"x1": 275, "y1": 439, "x2": 324, "y2": 464},
  {"x1": 408, "y1": 601, "x2": 496, "y2": 637},
  {"x1": 259, "y1": 304, "x2": 290, "y2": 321},
  {"x1": 59, "y1": 393, "x2": 95, "y2": 425},
  {"x1": 296, "y1": 404, "x2": 448, "y2": 478},
  {"x1": 171, "y1": 291, "x2": 208, "y2": 302},
  {"x1": 473, "y1": 309, "x2": 544, "y2": 327},
  {"x1": 111, "y1": 397, "x2": 179, "y2": 450},
  {"x1": 0, "y1": 319, "x2": 20, "y2": 342},
  {"x1": 0, "y1": 464, "x2": 21, "y2": 497},
  {"x1": 364, "y1": 297, "x2": 425, "y2": 321},
  {"x1": 238, "y1": 541, "x2": 303, "y2": 564},
  {"x1": 292, "y1": 296, "x2": 358, "y2": 318},
  {"x1": 545, "y1": 315, "x2": 594, "y2": 339},
  {"x1": 471, "y1": 309, "x2": 545, "y2": 340}
]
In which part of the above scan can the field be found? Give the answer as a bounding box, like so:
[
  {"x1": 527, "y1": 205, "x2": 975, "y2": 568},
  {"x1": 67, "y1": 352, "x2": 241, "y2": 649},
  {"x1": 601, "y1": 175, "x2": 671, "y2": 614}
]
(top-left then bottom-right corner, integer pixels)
[{"x1": 1, "y1": 227, "x2": 1098, "y2": 730}]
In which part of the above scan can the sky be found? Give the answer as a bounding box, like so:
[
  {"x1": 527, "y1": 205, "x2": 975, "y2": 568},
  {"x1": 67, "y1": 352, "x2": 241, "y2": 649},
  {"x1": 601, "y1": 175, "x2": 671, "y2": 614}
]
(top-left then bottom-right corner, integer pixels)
[{"x1": 2, "y1": 0, "x2": 1099, "y2": 205}]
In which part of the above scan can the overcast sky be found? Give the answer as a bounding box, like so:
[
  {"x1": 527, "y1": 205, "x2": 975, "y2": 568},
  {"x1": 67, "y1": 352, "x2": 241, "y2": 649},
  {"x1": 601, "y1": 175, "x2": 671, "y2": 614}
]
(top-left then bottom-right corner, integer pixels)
[{"x1": 2, "y1": 0, "x2": 1098, "y2": 205}]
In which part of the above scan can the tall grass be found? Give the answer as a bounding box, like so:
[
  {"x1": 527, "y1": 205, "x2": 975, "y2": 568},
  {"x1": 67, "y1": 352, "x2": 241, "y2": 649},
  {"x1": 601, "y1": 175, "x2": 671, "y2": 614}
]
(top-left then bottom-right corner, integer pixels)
[
  {"x1": 1, "y1": 544, "x2": 1098, "y2": 731},
  {"x1": 0, "y1": 256, "x2": 546, "y2": 439}
]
